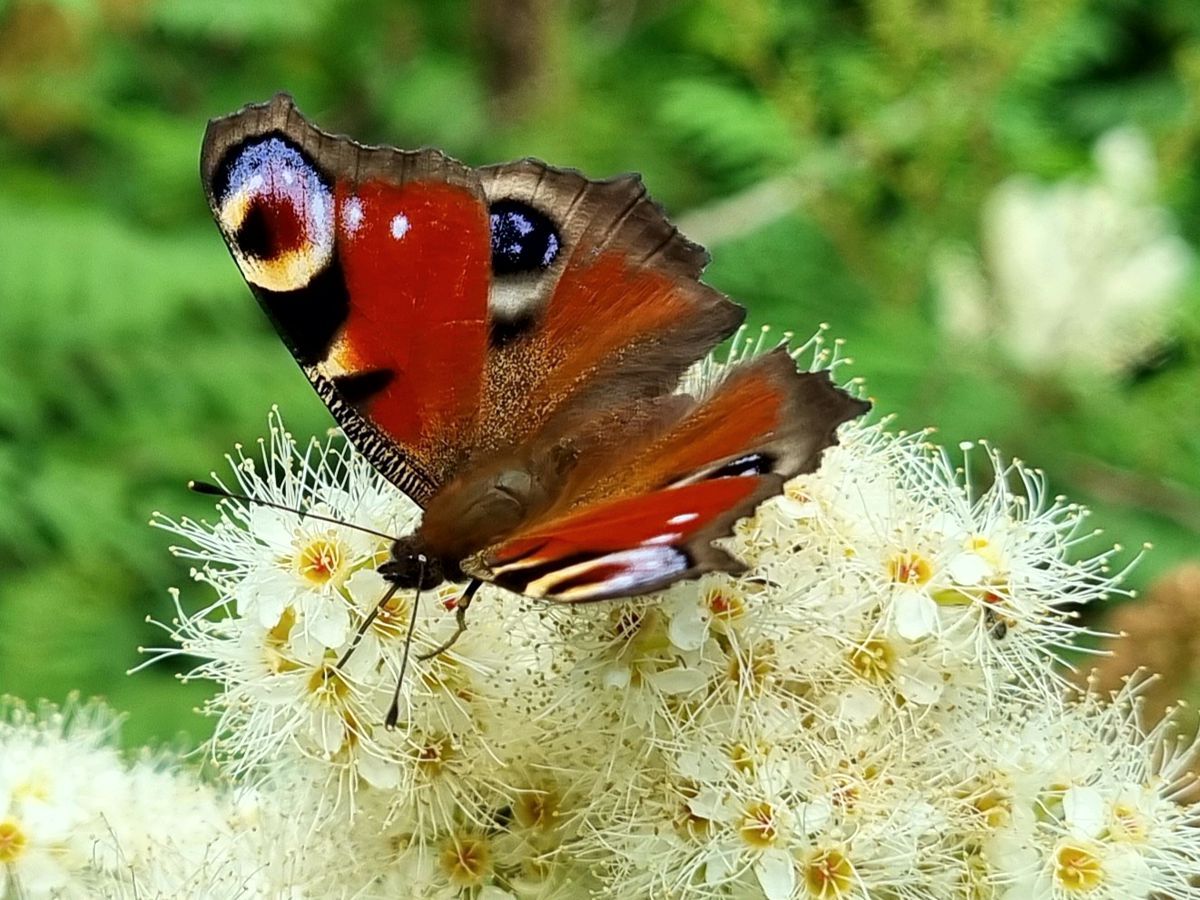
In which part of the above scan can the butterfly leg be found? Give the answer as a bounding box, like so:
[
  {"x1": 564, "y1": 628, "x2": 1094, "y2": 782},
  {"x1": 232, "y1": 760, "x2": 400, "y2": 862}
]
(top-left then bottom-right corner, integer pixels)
[{"x1": 417, "y1": 578, "x2": 483, "y2": 661}]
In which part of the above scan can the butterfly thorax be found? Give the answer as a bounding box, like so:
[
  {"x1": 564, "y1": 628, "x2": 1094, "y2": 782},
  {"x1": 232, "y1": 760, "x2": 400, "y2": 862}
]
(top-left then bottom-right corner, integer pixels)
[{"x1": 381, "y1": 443, "x2": 579, "y2": 589}]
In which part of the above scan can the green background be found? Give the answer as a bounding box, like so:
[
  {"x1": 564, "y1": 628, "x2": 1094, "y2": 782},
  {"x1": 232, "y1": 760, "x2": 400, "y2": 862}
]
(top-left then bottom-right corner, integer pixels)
[{"x1": 1, "y1": 0, "x2": 1198, "y2": 746}]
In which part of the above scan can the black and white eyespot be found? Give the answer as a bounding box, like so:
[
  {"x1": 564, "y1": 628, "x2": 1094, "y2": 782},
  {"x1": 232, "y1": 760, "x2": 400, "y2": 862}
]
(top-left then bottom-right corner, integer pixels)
[
  {"x1": 213, "y1": 136, "x2": 334, "y2": 293},
  {"x1": 486, "y1": 199, "x2": 563, "y2": 341},
  {"x1": 489, "y1": 199, "x2": 561, "y2": 275}
]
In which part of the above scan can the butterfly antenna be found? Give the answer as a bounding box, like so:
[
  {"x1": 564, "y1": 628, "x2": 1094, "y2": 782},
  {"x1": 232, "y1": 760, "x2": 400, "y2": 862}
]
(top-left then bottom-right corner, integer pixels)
[
  {"x1": 335, "y1": 581, "x2": 402, "y2": 670},
  {"x1": 385, "y1": 555, "x2": 426, "y2": 730},
  {"x1": 188, "y1": 479, "x2": 399, "y2": 542}
]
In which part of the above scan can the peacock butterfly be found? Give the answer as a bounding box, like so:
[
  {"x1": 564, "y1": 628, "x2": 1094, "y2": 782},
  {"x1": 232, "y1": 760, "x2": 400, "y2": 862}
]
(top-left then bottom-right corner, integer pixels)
[{"x1": 199, "y1": 94, "x2": 869, "y2": 651}]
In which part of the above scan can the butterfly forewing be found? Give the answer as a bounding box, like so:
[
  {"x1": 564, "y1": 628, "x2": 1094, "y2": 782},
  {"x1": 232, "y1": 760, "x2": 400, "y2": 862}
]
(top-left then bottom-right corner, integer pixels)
[{"x1": 201, "y1": 94, "x2": 490, "y2": 503}]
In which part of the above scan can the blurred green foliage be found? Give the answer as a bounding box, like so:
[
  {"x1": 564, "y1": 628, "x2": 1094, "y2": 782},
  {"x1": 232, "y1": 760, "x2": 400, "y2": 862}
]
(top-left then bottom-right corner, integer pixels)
[{"x1": 1, "y1": 0, "x2": 1198, "y2": 745}]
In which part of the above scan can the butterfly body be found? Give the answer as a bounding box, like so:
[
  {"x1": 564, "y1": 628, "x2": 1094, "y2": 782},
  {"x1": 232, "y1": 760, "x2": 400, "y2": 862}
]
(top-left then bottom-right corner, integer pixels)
[{"x1": 201, "y1": 94, "x2": 869, "y2": 604}]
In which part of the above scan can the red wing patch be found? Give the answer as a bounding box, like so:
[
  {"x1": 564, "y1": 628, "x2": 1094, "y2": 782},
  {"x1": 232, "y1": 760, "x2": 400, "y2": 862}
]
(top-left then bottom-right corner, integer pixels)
[
  {"x1": 486, "y1": 476, "x2": 776, "y2": 602},
  {"x1": 332, "y1": 179, "x2": 490, "y2": 459}
]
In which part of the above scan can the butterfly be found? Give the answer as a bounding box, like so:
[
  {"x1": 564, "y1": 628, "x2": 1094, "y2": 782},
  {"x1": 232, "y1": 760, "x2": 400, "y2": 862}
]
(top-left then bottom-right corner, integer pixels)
[{"x1": 200, "y1": 93, "x2": 869, "y2": 677}]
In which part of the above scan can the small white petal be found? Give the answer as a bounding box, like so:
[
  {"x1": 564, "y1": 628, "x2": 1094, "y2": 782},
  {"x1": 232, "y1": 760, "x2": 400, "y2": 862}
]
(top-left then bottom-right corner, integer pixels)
[
  {"x1": 947, "y1": 551, "x2": 993, "y2": 585},
  {"x1": 356, "y1": 748, "x2": 400, "y2": 789},
  {"x1": 648, "y1": 667, "x2": 708, "y2": 695},
  {"x1": 668, "y1": 600, "x2": 709, "y2": 651},
  {"x1": 688, "y1": 788, "x2": 726, "y2": 821},
  {"x1": 838, "y1": 686, "x2": 883, "y2": 724},
  {"x1": 795, "y1": 799, "x2": 833, "y2": 835},
  {"x1": 304, "y1": 599, "x2": 351, "y2": 648},
  {"x1": 704, "y1": 848, "x2": 733, "y2": 885},
  {"x1": 894, "y1": 588, "x2": 938, "y2": 640},
  {"x1": 12, "y1": 848, "x2": 72, "y2": 893},
  {"x1": 895, "y1": 660, "x2": 944, "y2": 705},
  {"x1": 1063, "y1": 785, "x2": 1106, "y2": 839},
  {"x1": 248, "y1": 505, "x2": 297, "y2": 550},
  {"x1": 776, "y1": 495, "x2": 817, "y2": 519},
  {"x1": 602, "y1": 666, "x2": 632, "y2": 689},
  {"x1": 311, "y1": 708, "x2": 346, "y2": 754},
  {"x1": 252, "y1": 584, "x2": 292, "y2": 631},
  {"x1": 755, "y1": 848, "x2": 796, "y2": 900}
]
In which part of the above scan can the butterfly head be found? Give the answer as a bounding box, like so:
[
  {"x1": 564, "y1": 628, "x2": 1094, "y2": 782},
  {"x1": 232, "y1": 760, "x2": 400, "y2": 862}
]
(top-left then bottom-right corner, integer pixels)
[{"x1": 379, "y1": 536, "x2": 453, "y2": 590}]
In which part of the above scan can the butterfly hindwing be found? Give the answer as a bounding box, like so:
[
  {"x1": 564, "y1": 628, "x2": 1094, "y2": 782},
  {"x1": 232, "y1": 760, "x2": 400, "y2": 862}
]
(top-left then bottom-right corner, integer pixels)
[
  {"x1": 483, "y1": 350, "x2": 870, "y2": 602},
  {"x1": 487, "y1": 476, "x2": 780, "y2": 602}
]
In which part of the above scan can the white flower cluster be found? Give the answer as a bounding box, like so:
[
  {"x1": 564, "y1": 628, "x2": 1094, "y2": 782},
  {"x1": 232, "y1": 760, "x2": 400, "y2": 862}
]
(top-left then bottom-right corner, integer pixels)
[
  {"x1": 137, "y1": 372, "x2": 1200, "y2": 900},
  {"x1": 0, "y1": 698, "x2": 276, "y2": 899},
  {"x1": 935, "y1": 126, "x2": 1194, "y2": 377}
]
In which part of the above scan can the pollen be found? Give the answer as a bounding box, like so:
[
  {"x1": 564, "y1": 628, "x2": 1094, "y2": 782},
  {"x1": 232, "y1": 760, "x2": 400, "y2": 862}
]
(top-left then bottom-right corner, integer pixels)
[
  {"x1": 12, "y1": 772, "x2": 49, "y2": 804},
  {"x1": 829, "y1": 773, "x2": 862, "y2": 811},
  {"x1": 612, "y1": 608, "x2": 643, "y2": 642},
  {"x1": 784, "y1": 483, "x2": 811, "y2": 504},
  {"x1": 371, "y1": 593, "x2": 410, "y2": 639},
  {"x1": 1054, "y1": 841, "x2": 1104, "y2": 892},
  {"x1": 727, "y1": 642, "x2": 776, "y2": 696},
  {"x1": 737, "y1": 801, "x2": 780, "y2": 849},
  {"x1": 611, "y1": 606, "x2": 672, "y2": 665},
  {"x1": 729, "y1": 740, "x2": 768, "y2": 773},
  {"x1": 306, "y1": 660, "x2": 350, "y2": 702},
  {"x1": 514, "y1": 784, "x2": 562, "y2": 832},
  {"x1": 422, "y1": 655, "x2": 473, "y2": 701},
  {"x1": 972, "y1": 784, "x2": 1013, "y2": 830},
  {"x1": 267, "y1": 606, "x2": 297, "y2": 642},
  {"x1": 0, "y1": 819, "x2": 27, "y2": 864},
  {"x1": 439, "y1": 832, "x2": 492, "y2": 886},
  {"x1": 338, "y1": 710, "x2": 362, "y2": 752},
  {"x1": 415, "y1": 734, "x2": 455, "y2": 775},
  {"x1": 1110, "y1": 802, "x2": 1148, "y2": 842},
  {"x1": 294, "y1": 536, "x2": 348, "y2": 587},
  {"x1": 888, "y1": 551, "x2": 933, "y2": 585},
  {"x1": 803, "y1": 847, "x2": 855, "y2": 898},
  {"x1": 1037, "y1": 782, "x2": 1069, "y2": 823},
  {"x1": 264, "y1": 607, "x2": 302, "y2": 674},
  {"x1": 706, "y1": 585, "x2": 746, "y2": 622},
  {"x1": 848, "y1": 638, "x2": 896, "y2": 684},
  {"x1": 673, "y1": 782, "x2": 714, "y2": 842}
]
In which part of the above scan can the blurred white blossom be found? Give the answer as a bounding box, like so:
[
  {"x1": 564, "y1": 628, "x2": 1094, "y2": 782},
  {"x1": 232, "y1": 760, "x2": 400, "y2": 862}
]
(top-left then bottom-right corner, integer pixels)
[
  {"x1": 935, "y1": 126, "x2": 1194, "y2": 376},
  {"x1": 0, "y1": 699, "x2": 253, "y2": 899}
]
